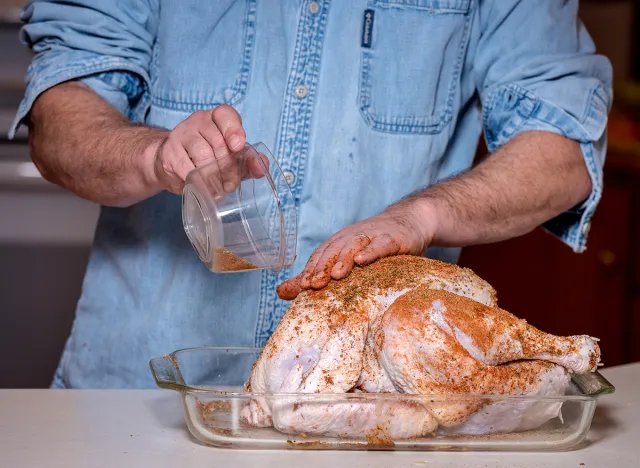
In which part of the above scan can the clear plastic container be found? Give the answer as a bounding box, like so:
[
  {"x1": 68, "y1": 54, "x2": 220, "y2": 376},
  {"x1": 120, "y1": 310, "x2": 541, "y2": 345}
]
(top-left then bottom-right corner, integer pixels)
[
  {"x1": 182, "y1": 143, "x2": 297, "y2": 273},
  {"x1": 149, "y1": 347, "x2": 616, "y2": 452}
]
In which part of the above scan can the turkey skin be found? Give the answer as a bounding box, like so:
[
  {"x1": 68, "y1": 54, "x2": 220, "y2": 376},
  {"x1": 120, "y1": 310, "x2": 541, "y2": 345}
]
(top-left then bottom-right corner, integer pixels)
[{"x1": 241, "y1": 256, "x2": 601, "y2": 439}]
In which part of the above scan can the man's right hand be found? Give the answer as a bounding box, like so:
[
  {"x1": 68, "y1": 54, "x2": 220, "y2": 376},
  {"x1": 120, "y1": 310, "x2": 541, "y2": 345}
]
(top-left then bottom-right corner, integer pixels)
[
  {"x1": 150, "y1": 104, "x2": 247, "y2": 195},
  {"x1": 28, "y1": 82, "x2": 255, "y2": 207}
]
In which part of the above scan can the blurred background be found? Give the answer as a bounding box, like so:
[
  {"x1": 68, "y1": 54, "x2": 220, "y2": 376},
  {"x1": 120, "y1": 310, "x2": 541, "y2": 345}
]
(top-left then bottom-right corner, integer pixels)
[{"x1": 0, "y1": 0, "x2": 638, "y2": 388}]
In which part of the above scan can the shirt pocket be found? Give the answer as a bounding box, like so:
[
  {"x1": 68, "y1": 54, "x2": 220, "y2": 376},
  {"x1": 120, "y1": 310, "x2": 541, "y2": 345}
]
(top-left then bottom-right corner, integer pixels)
[
  {"x1": 358, "y1": 0, "x2": 472, "y2": 134},
  {"x1": 151, "y1": 0, "x2": 257, "y2": 112}
]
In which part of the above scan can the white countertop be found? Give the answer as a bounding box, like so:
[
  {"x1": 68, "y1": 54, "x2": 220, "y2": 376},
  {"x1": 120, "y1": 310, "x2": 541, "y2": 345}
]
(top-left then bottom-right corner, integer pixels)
[{"x1": 1, "y1": 363, "x2": 639, "y2": 468}]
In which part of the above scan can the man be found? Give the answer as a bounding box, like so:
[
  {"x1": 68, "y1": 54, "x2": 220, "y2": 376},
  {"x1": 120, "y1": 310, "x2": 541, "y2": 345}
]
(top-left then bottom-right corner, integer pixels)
[{"x1": 10, "y1": 0, "x2": 611, "y2": 388}]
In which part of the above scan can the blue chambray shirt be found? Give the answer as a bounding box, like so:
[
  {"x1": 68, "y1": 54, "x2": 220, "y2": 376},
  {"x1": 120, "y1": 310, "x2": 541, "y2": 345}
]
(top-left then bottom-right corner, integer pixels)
[{"x1": 10, "y1": 0, "x2": 612, "y2": 389}]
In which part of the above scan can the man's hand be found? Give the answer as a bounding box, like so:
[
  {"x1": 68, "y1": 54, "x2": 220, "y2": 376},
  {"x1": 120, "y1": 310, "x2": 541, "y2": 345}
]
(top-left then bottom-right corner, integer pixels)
[
  {"x1": 28, "y1": 81, "x2": 253, "y2": 207},
  {"x1": 277, "y1": 131, "x2": 592, "y2": 301},
  {"x1": 276, "y1": 202, "x2": 435, "y2": 300},
  {"x1": 151, "y1": 104, "x2": 247, "y2": 194}
]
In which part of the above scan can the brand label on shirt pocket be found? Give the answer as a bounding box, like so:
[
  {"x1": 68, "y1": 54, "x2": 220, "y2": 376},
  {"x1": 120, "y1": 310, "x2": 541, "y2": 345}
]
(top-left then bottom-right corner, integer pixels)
[
  {"x1": 361, "y1": 9, "x2": 375, "y2": 48},
  {"x1": 358, "y1": 0, "x2": 472, "y2": 134}
]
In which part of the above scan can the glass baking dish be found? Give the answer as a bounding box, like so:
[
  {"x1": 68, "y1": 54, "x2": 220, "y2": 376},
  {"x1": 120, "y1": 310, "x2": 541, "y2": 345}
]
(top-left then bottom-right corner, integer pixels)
[{"x1": 149, "y1": 346, "x2": 615, "y2": 451}]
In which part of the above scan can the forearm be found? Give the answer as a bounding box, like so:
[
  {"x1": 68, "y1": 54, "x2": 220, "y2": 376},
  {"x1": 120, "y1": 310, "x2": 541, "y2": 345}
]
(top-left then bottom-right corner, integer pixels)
[
  {"x1": 28, "y1": 81, "x2": 167, "y2": 207},
  {"x1": 410, "y1": 131, "x2": 592, "y2": 247}
]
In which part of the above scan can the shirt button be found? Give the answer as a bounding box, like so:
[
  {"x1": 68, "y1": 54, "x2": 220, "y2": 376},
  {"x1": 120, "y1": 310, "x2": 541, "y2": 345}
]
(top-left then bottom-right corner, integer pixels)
[
  {"x1": 308, "y1": 1, "x2": 320, "y2": 14},
  {"x1": 295, "y1": 85, "x2": 308, "y2": 98},
  {"x1": 283, "y1": 170, "x2": 296, "y2": 185},
  {"x1": 582, "y1": 222, "x2": 591, "y2": 235}
]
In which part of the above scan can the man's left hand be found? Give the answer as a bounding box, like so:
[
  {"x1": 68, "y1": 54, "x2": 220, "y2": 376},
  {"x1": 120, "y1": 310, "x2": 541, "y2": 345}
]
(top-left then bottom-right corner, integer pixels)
[{"x1": 277, "y1": 201, "x2": 435, "y2": 300}]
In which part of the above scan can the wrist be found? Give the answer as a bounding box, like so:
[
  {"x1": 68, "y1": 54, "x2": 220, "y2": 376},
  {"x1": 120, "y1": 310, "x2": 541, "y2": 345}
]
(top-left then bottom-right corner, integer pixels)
[
  {"x1": 388, "y1": 196, "x2": 439, "y2": 252},
  {"x1": 408, "y1": 197, "x2": 439, "y2": 247},
  {"x1": 139, "y1": 129, "x2": 169, "y2": 192}
]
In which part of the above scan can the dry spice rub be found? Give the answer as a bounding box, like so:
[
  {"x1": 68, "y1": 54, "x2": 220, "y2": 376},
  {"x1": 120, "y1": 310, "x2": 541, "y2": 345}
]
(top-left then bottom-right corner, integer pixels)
[
  {"x1": 242, "y1": 255, "x2": 602, "y2": 440},
  {"x1": 214, "y1": 247, "x2": 257, "y2": 272}
]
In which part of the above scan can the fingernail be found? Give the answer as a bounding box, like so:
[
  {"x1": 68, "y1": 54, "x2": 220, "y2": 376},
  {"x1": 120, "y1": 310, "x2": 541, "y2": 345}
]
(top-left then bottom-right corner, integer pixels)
[
  {"x1": 229, "y1": 135, "x2": 243, "y2": 151},
  {"x1": 223, "y1": 182, "x2": 236, "y2": 192},
  {"x1": 334, "y1": 261, "x2": 343, "y2": 270}
]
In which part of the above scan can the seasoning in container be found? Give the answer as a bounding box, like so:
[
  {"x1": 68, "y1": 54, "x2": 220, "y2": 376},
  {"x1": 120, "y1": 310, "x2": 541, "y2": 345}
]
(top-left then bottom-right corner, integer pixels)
[
  {"x1": 214, "y1": 247, "x2": 257, "y2": 272},
  {"x1": 182, "y1": 142, "x2": 297, "y2": 274}
]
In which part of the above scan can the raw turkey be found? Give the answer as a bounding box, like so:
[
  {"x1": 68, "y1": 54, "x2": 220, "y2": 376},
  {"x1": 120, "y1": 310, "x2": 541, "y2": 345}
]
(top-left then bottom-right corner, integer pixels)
[{"x1": 241, "y1": 256, "x2": 601, "y2": 439}]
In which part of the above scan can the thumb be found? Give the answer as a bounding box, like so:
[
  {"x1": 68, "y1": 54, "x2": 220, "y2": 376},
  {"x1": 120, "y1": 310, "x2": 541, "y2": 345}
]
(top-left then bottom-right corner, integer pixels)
[{"x1": 276, "y1": 275, "x2": 302, "y2": 301}]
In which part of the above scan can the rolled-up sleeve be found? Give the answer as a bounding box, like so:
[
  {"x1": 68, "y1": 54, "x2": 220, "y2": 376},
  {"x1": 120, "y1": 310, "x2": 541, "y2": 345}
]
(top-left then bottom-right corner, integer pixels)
[
  {"x1": 474, "y1": 0, "x2": 613, "y2": 252},
  {"x1": 9, "y1": 0, "x2": 159, "y2": 138}
]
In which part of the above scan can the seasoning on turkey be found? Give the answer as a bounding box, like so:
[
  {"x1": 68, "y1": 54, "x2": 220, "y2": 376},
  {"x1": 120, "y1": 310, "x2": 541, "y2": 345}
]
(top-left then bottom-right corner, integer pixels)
[{"x1": 241, "y1": 256, "x2": 601, "y2": 439}]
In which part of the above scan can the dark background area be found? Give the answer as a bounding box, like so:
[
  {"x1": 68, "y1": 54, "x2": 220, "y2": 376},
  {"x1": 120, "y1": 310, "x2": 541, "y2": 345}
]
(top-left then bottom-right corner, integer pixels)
[
  {"x1": 0, "y1": 0, "x2": 638, "y2": 388},
  {"x1": 459, "y1": 0, "x2": 640, "y2": 367}
]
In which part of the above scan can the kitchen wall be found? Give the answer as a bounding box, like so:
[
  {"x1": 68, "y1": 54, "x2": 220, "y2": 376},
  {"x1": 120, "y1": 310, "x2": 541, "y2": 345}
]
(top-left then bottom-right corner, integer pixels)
[
  {"x1": 579, "y1": 1, "x2": 635, "y2": 80},
  {"x1": 0, "y1": 0, "x2": 21, "y2": 22},
  {"x1": 0, "y1": 17, "x2": 100, "y2": 388}
]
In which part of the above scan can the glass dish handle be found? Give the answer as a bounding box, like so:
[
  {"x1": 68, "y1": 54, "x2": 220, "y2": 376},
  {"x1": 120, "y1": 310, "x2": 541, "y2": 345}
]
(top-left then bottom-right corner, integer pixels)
[
  {"x1": 149, "y1": 355, "x2": 186, "y2": 390},
  {"x1": 571, "y1": 371, "x2": 616, "y2": 397}
]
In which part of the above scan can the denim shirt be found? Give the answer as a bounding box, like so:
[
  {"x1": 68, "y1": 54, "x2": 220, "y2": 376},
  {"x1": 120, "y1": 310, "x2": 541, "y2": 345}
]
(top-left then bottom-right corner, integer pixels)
[{"x1": 10, "y1": 0, "x2": 612, "y2": 388}]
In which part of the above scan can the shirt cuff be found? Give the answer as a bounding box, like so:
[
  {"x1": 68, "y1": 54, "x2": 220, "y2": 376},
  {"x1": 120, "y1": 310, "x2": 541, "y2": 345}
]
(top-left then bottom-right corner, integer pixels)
[
  {"x1": 9, "y1": 49, "x2": 151, "y2": 139},
  {"x1": 482, "y1": 83, "x2": 610, "y2": 253}
]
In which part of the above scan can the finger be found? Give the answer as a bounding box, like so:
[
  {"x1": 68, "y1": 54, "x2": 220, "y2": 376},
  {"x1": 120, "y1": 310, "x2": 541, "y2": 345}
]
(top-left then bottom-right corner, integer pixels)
[
  {"x1": 354, "y1": 234, "x2": 402, "y2": 266},
  {"x1": 330, "y1": 235, "x2": 371, "y2": 280},
  {"x1": 276, "y1": 275, "x2": 302, "y2": 301},
  {"x1": 258, "y1": 153, "x2": 270, "y2": 174},
  {"x1": 182, "y1": 132, "x2": 215, "y2": 166},
  {"x1": 309, "y1": 240, "x2": 344, "y2": 289},
  {"x1": 199, "y1": 126, "x2": 240, "y2": 193},
  {"x1": 172, "y1": 159, "x2": 196, "y2": 196},
  {"x1": 199, "y1": 110, "x2": 240, "y2": 193},
  {"x1": 211, "y1": 104, "x2": 246, "y2": 152},
  {"x1": 156, "y1": 138, "x2": 196, "y2": 188},
  {"x1": 165, "y1": 141, "x2": 195, "y2": 194},
  {"x1": 165, "y1": 179, "x2": 186, "y2": 195},
  {"x1": 155, "y1": 167, "x2": 190, "y2": 195},
  {"x1": 174, "y1": 143, "x2": 197, "y2": 181},
  {"x1": 239, "y1": 151, "x2": 265, "y2": 182},
  {"x1": 157, "y1": 163, "x2": 188, "y2": 195},
  {"x1": 242, "y1": 151, "x2": 269, "y2": 180},
  {"x1": 299, "y1": 246, "x2": 328, "y2": 290}
]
